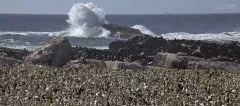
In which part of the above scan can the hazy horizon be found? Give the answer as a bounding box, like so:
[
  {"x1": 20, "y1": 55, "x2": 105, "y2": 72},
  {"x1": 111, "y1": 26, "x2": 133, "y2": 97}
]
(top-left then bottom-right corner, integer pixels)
[
  {"x1": 0, "y1": 12, "x2": 239, "y2": 15},
  {"x1": 0, "y1": 0, "x2": 239, "y2": 14}
]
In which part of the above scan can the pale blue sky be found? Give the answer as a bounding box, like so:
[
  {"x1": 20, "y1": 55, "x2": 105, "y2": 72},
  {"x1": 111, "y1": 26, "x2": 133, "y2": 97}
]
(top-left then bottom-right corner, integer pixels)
[{"x1": 0, "y1": 0, "x2": 239, "y2": 14}]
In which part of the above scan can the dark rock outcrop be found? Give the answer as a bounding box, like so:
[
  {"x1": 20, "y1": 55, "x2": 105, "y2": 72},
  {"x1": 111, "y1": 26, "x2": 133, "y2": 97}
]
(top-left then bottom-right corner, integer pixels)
[
  {"x1": 25, "y1": 36, "x2": 72, "y2": 67},
  {"x1": 109, "y1": 35, "x2": 167, "y2": 55},
  {"x1": 109, "y1": 35, "x2": 240, "y2": 63},
  {"x1": 102, "y1": 24, "x2": 144, "y2": 38},
  {"x1": 69, "y1": 46, "x2": 153, "y2": 65}
]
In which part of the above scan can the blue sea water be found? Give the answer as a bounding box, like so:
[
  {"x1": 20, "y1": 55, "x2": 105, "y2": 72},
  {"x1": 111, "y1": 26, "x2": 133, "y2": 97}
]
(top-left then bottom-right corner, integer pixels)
[{"x1": 0, "y1": 14, "x2": 240, "y2": 50}]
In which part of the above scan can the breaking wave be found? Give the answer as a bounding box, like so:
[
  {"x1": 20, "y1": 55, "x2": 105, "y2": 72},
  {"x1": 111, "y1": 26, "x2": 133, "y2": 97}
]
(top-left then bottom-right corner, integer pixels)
[
  {"x1": 66, "y1": 2, "x2": 110, "y2": 37},
  {"x1": 132, "y1": 25, "x2": 157, "y2": 36}
]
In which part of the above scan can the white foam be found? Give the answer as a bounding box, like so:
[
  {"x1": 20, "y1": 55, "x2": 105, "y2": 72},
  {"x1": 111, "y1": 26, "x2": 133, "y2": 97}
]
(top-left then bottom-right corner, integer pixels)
[
  {"x1": 132, "y1": 25, "x2": 157, "y2": 36},
  {"x1": 161, "y1": 32, "x2": 240, "y2": 43},
  {"x1": 131, "y1": 25, "x2": 240, "y2": 43},
  {"x1": 85, "y1": 46, "x2": 108, "y2": 50},
  {"x1": 0, "y1": 31, "x2": 64, "y2": 36},
  {"x1": 0, "y1": 43, "x2": 41, "y2": 51},
  {"x1": 3, "y1": 39, "x2": 16, "y2": 43},
  {"x1": 66, "y1": 2, "x2": 110, "y2": 37}
]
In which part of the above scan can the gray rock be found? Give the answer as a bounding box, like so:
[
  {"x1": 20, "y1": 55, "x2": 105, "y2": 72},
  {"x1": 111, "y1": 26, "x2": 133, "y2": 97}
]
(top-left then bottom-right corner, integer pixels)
[
  {"x1": 153, "y1": 52, "x2": 188, "y2": 69},
  {"x1": 25, "y1": 36, "x2": 71, "y2": 67}
]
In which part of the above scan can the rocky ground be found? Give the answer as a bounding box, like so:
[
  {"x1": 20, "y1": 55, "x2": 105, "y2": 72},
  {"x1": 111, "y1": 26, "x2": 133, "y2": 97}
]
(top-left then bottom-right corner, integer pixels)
[
  {"x1": 1, "y1": 24, "x2": 240, "y2": 105},
  {"x1": 0, "y1": 63, "x2": 240, "y2": 105}
]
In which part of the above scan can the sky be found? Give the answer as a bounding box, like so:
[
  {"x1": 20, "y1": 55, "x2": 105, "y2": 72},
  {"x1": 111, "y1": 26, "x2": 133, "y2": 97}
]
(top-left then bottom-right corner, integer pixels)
[{"x1": 0, "y1": 0, "x2": 239, "y2": 14}]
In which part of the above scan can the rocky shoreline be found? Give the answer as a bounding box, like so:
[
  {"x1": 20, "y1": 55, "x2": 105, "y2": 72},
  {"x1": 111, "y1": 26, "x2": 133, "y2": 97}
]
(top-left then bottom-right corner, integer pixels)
[{"x1": 1, "y1": 24, "x2": 240, "y2": 70}]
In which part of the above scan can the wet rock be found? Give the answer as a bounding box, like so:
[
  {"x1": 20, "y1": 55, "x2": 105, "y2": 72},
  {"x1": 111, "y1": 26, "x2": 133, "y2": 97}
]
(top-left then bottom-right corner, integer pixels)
[
  {"x1": 25, "y1": 36, "x2": 72, "y2": 67},
  {"x1": 153, "y1": 52, "x2": 188, "y2": 69},
  {"x1": 102, "y1": 24, "x2": 144, "y2": 38}
]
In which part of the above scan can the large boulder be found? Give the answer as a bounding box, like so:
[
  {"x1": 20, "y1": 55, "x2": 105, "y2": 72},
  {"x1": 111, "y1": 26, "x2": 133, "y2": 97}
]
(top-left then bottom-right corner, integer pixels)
[
  {"x1": 102, "y1": 24, "x2": 144, "y2": 38},
  {"x1": 153, "y1": 52, "x2": 188, "y2": 69},
  {"x1": 25, "y1": 36, "x2": 72, "y2": 67}
]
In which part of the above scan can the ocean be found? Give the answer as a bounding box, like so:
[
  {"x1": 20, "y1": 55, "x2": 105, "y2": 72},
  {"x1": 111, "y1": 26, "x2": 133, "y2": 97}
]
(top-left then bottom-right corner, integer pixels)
[{"x1": 0, "y1": 4, "x2": 240, "y2": 51}]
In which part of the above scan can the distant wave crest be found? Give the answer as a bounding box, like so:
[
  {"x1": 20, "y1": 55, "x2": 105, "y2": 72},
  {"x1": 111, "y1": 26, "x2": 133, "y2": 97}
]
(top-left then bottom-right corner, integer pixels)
[
  {"x1": 161, "y1": 32, "x2": 240, "y2": 43},
  {"x1": 0, "y1": 31, "x2": 67, "y2": 36}
]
